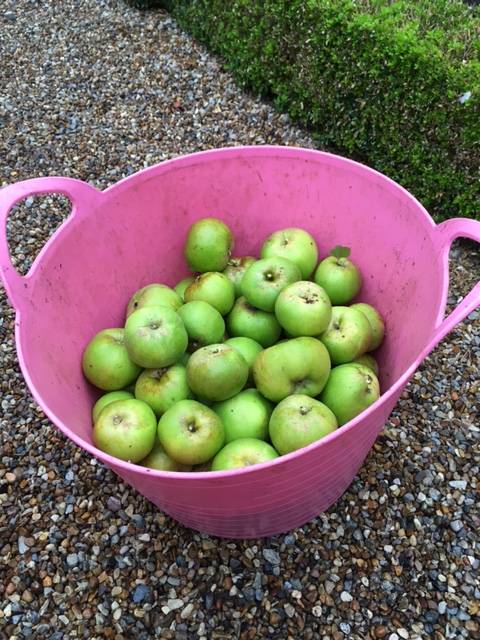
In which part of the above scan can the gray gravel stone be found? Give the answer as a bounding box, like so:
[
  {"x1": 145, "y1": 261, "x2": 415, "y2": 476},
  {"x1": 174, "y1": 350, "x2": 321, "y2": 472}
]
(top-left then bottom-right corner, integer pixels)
[
  {"x1": 66, "y1": 553, "x2": 78, "y2": 567},
  {"x1": 17, "y1": 536, "x2": 28, "y2": 554},
  {"x1": 132, "y1": 584, "x2": 150, "y2": 603},
  {"x1": 107, "y1": 496, "x2": 122, "y2": 511},
  {"x1": 425, "y1": 610, "x2": 439, "y2": 624},
  {"x1": 262, "y1": 548, "x2": 280, "y2": 565},
  {"x1": 449, "y1": 480, "x2": 467, "y2": 490},
  {"x1": 181, "y1": 603, "x2": 195, "y2": 619},
  {"x1": 325, "y1": 580, "x2": 335, "y2": 594},
  {"x1": 451, "y1": 520, "x2": 464, "y2": 533}
]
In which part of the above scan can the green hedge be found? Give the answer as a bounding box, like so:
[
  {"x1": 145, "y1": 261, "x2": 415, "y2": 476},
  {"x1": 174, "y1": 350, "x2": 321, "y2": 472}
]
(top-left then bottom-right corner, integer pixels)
[{"x1": 127, "y1": 0, "x2": 479, "y2": 220}]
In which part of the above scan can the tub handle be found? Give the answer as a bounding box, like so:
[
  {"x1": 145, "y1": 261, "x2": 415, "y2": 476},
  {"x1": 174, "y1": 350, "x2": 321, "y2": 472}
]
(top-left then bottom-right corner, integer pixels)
[
  {"x1": 423, "y1": 217, "x2": 480, "y2": 358},
  {"x1": 0, "y1": 176, "x2": 101, "y2": 311}
]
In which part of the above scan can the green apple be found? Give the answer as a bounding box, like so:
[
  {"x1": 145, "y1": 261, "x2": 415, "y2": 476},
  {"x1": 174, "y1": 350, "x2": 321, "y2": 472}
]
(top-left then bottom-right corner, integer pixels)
[
  {"x1": 241, "y1": 257, "x2": 301, "y2": 312},
  {"x1": 350, "y1": 302, "x2": 385, "y2": 351},
  {"x1": 211, "y1": 438, "x2": 279, "y2": 471},
  {"x1": 213, "y1": 389, "x2": 273, "y2": 443},
  {"x1": 139, "y1": 440, "x2": 191, "y2": 471},
  {"x1": 126, "y1": 283, "x2": 182, "y2": 318},
  {"x1": 314, "y1": 246, "x2": 362, "y2": 305},
  {"x1": 178, "y1": 300, "x2": 225, "y2": 351},
  {"x1": 92, "y1": 390, "x2": 134, "y2": 422},
  {"x1": 353, "y1": 353, "x2": 379, "y2": 377},
  {"x1": 269, "y1": 394, "x2": 337, "y2": 455},
  {"x1": 274, "y1": 280, "x2": 332, "y2": 337},
  {"x1": 184, "y1": 272, "x2": 235, "y2": 315},
  {"x1": 253, "y1": 337, "x2": 331, "y2": 402},
  {"x1": 320, "y1": 306, "x2": 371, "y2": 364},
  {"x1": 82, "y1": 328, "x2": 142, "y2": 391},
  {"x1": 261, "y1": 228, "x2": 318, "y2": 279},
  {"x1": 320, "y1": 363, "x2": 380, "y2": 426},
  {"x1": 157, "y1": 399, "x2": 225, "y2": 465},
  {"x1": 226, "y1": 297, "x2": 281, "y2": 347},
  {"x1": 186, "y1": 344, "x2": 249, "y2": 401},
  {"x1": 93, "y1": 399, "x2": 157, "y2": 462},
  {"x1": 134, "y1": 364, "x2": 193, "y2": 418},
  {"x1": 174, "y1": 276, "x2": 195, "y2": 301},
  {"x1": 223, "y1": 256, "x2": 256, "y2": 297},
  {"x1": 225, "y1": 336, "x2": 263, "y2": 382},
  {"x1": 184, "y1": 217, "x2": 233, "y2": 272},
  {"x1": 124, "y1": 306, "x2": 188, "y2": 368}
]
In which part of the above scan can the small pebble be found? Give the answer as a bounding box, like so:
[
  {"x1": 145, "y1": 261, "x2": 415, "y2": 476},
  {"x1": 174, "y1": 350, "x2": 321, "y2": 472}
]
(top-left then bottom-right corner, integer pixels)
[
  {"x1": 66, "y1": 553, "x2": 78, "y2": 567},
  {"x1": 167, "y1": 598, "x2": 184, "y2": 610},
  {"x1": 449, "y1": 480, "x2": 467, "y2": 490},
  {"x1": 425, "y1": 611, "x2": 439, "y2": 623},
  {"x1": 340, "y1": 591, "x2": 353, "y2": 602},
  {"x1": 132, "y1": 585, "x2": 150, "y2": 604},
  {"x1": 131, "y1": 514, "x2": 146, "y2": 528},
  {"x1": 180, "y1": 603, "x2": 195, "y2": 619},
  {"x1": 18, "y1": 536, "x2": 28, "y2": 554},
  {"x1": 263, "y1": 548, "x2": 280, "y2": 565},
  {"x1": 138, "y1": 533, "x2": 150, "y2": 542},
  {"x1": 106, "y1": 496, "x2": 122, "y2": 512},
  {"x1": 325, "y1": 580, "x2": 335, "y2": 594},
  {"x1": 450, "y1": 520, "x2": 463, "y2": 533}
]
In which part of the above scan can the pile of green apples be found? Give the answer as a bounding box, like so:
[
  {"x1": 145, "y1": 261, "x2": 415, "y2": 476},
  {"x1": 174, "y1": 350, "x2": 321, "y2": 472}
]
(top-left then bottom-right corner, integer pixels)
[{"x1": 82, "y1": 218, "x2": 384, "y2": 472}]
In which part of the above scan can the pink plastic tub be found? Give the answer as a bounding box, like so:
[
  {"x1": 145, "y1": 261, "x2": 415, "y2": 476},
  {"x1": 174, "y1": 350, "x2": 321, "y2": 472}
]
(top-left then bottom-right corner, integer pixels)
[{"x1": 1, "y1": 146, "x2": 479, "y2": 538}]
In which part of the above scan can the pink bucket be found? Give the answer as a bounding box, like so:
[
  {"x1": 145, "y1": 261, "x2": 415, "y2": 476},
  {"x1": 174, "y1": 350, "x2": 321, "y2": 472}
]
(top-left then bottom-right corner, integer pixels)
[{"x1": 1, "y1": 146, "x2": 479, "y2": 538}]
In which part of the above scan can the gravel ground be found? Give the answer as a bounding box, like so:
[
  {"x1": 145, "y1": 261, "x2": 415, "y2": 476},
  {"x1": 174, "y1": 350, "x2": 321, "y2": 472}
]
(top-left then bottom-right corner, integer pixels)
[{"x1": 1, "y1": 1, "x2": 479, "y2": 639}]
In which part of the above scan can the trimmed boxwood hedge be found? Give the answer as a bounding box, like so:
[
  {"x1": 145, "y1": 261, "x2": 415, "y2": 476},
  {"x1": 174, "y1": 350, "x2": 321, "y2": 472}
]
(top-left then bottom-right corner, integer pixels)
[{"x1": 127, "y1": 0, "x2": 479, "y2": 220}]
